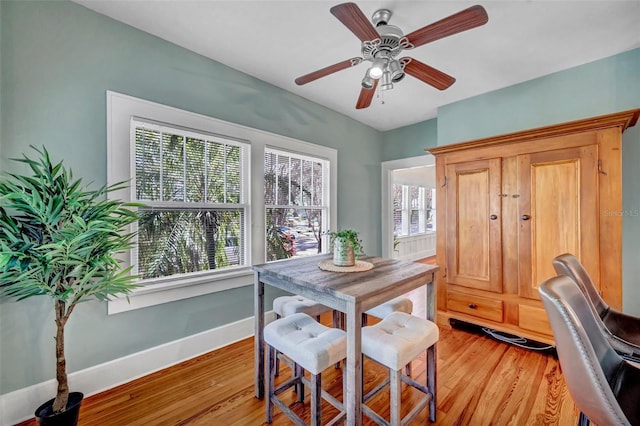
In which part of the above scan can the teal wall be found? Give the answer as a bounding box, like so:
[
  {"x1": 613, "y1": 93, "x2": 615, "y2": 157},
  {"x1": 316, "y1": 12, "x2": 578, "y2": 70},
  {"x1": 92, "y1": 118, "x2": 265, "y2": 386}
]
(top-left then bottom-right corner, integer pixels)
[
  {"x1": 438, "y1": 48, "x2": 640, "y2": 145},
  {"x1": 381, "y1": 117, "x2": 437, "y2": 162},
  {"x1": 0, "y1": 1, "x2": 382, "y2": 393}
]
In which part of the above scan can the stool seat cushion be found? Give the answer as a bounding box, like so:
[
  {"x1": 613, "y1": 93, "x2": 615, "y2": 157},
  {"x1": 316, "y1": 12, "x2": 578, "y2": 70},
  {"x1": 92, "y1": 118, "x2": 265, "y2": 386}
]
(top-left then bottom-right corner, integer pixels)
[
  {"x1": 264, "y1": 313, "x2": 346, "y2": 375},
  {"x1": 273, "y1": 295, "x2": 332, "y2": 318},
  {"x1": 365, "y1": 296, "x2": 413, "y2": 319},
  {"x1": 362, "y1": 312, "x2": 439, "y2": 371}
]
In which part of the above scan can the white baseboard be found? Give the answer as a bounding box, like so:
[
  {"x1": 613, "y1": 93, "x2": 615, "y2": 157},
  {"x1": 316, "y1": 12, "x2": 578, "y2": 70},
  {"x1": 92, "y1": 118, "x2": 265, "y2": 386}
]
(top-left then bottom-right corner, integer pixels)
[{"x1": 0, "y1": 311, "x2": 275, "y2": 426}]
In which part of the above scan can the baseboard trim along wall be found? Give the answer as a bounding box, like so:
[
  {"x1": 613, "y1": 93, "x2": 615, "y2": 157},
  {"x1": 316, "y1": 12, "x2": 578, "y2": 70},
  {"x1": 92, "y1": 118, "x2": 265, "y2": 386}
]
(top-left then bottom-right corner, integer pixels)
[{"x1": 0, "y1": 312, "x2": 275, "y2": 426}]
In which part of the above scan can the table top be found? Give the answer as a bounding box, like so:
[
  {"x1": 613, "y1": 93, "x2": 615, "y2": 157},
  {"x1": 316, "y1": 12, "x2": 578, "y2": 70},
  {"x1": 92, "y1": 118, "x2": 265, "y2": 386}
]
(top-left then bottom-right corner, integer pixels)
[{"x1": 253, "y1": 254, "x2": 438, "y2": 309}]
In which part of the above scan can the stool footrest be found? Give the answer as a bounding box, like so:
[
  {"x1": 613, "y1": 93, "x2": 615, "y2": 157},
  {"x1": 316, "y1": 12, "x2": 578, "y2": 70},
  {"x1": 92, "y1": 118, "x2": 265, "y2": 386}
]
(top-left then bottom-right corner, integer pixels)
[
  {"x1": 270, "y1": 395, "x2": 306, "y2": 426},
  {"x1": 401, "y1": 375, "x2": 430, "y2": 395},
  {"x1": 402, "y1": 397, "x2": 430, "y2": 426},
  {"x1": 273, "y1": 376, "x2": 301, "y2": 397},
  {"x1": 363, "y1": 378, "x2": 389, "y2": 403},
  {"x1": 299, "y1": 375, "x2": 345, "y2": 415}
]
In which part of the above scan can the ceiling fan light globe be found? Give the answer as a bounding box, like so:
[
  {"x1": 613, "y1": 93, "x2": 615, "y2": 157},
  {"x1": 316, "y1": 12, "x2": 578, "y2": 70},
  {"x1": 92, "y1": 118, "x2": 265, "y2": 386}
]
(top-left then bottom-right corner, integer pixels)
[
  {"x1": 369, "y1": 67, "x2": 383, "y2": 79},
  {"x1": 391, "y1": 72, "x2": 405, "y2": 83},
  {"x1": 381, "y1": 71, "x2": 394, "y2": 91},
  {"x1": 369, "y1": 57, "x2": 387, "y2": 79},
  {"x1": 388, "y1": 60, "x2": 404, "y2": 83},
  {"x1": 361, "y1": 75, "x2": 375, "y2": 89}
]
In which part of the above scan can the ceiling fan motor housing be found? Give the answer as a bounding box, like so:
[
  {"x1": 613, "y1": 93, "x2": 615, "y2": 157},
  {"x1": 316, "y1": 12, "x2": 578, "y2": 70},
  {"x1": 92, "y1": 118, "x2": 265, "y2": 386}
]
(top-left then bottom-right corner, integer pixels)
[
  {"x1": 362, "y1": 10, "x2": 407, "y2": 63},
  {"x1": 362, "y1": 9, "x2": 408, "y2": 85}
]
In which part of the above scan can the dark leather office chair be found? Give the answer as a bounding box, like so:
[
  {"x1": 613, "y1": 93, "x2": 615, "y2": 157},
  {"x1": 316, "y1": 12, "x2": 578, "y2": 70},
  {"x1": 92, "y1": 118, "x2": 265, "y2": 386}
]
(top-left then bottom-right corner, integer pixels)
[
  {"x1": 539, "y1": 275, "x2": 640, "y2": 426},
  {"x1": 553, "y1": 253, "x2": 640, "y2": 359}
]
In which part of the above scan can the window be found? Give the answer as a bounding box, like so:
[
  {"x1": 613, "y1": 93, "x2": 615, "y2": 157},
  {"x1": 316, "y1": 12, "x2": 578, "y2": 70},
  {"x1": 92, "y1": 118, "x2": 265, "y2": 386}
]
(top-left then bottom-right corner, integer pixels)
[
  {"x1": 393, "y1": 184, "x2": 435, "y2": 236},
  {"x1": 132, "y1": 119, "x2": 249, "y2": 280},
  {"x1": 264, "y1": 148, "x2": 329, "y2": 261},
  {"x1": 106, "y1": 91, "x2": 337, "y2": 313}
]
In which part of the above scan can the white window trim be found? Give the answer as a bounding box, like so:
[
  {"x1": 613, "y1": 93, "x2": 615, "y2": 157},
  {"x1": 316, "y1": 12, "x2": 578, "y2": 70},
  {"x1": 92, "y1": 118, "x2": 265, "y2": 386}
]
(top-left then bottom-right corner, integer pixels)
[{"x1": 106, "y1": 91, "x2": 337, "y2": 314}]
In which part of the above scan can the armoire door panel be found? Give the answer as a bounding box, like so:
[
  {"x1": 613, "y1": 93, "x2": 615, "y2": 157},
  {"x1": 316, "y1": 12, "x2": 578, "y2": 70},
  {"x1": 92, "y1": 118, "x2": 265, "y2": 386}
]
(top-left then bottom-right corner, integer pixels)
[
  {"x1": 446, "y1": 159, "x2": 502, "y2": 293},
  {"x1": 518, "y1": 145, "x2": 599, "y2": 300}
]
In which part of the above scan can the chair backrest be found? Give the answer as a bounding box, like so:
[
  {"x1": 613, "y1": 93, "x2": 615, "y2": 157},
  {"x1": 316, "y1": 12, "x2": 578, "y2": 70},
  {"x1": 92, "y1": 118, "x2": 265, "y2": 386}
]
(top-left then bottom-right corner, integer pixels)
[
  {"x1": 539, "y1": 275, "x2": 631, "y2": 426},
  {"x1": 552, "y1": 253, "x2": 609, "y2": 316}
]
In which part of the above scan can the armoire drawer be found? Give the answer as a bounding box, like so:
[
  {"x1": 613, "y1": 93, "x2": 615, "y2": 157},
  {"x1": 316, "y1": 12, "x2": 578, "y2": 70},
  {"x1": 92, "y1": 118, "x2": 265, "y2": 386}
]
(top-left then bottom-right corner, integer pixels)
[{"x1": 447, "y1": 291, "x2": 503, "y2": 322}]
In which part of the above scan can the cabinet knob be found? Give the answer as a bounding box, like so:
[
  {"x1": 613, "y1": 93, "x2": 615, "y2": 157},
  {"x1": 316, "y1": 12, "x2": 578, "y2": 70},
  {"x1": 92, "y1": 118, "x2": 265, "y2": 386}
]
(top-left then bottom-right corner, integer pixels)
[
  {"x1": 468, "y1": 303, "x2": 477, "y2": 309},
  {"x1": 489, "y1": 214, "x2": 498, "y2": 220},
  {"x1": 521, "y1": 214, "x2": 531, "y2": 221}
]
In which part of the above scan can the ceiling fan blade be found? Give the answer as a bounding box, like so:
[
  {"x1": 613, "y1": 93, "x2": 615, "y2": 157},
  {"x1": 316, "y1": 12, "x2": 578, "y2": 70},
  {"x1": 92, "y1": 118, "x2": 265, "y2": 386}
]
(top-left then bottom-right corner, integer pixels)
[
  {"x1": 402, "y1": 58, "x2": 456, "y2": 90},
  {"x1": 295, "y1": 57, "x2": 363, "y2": 85},
  {"x1": 356, "y1": 79, "x2": 378, "y2": 109},
  {"x1": 330, "y1": 2, "x2": 380, "y2": 42},
  {"x1": 404, "y1": 5, "x2": 488, "y2": 48}
]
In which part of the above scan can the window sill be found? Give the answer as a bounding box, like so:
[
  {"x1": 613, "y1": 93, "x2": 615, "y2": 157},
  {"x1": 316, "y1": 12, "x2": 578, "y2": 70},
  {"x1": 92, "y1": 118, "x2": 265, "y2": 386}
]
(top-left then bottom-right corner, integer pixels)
[{"x1": 107, "y1": 267, "x2": 254, "y2": 314}]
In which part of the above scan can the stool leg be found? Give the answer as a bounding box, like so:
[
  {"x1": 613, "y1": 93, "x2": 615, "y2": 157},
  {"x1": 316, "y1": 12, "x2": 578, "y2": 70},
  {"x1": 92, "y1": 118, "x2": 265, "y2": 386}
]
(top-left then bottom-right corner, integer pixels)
[
  {"x1": 296, "y1": 363, "x2": 305, "y2": 403},
  {"x1": 405, "y1": 362, "x2": 412, "y2": 377},
  {"x1": 362, "y1": 312, "x2": 368, "y2": 326},
  {"x1": 266, "y1": 344, "x2": 275, "y2": 423},
  {"x1": 390, "y1": 368, "x2": 402, "y2": 426},
  {"x1": 427, "y1": 344, "x2": 437, "y2": 422},
  {"x1": 334, "y1": 310, "x2": 342, "y2": 369},
  {"x1": 274, "y1": 314, "x2": 281, "y2": 377},
  {"x1": 311, "y1": 372, "x2": 322, "y2": 426}
]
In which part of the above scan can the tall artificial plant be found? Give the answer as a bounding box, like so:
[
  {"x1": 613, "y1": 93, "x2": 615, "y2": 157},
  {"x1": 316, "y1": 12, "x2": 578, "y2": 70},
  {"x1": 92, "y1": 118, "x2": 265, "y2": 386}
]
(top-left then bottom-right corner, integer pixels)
[{"x1": 0, "y1": 146, "x2": 140, "y2": 413}]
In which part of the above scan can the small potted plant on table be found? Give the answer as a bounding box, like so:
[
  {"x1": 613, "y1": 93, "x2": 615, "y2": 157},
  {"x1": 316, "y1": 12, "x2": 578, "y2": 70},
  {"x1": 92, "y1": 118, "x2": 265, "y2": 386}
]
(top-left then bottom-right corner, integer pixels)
[
  {"x1": 328, "y1": 228, "x2": 364, "y2": 267},
  {"x1": 0, "y1": 146, "x2": 140, "y2": 426}
]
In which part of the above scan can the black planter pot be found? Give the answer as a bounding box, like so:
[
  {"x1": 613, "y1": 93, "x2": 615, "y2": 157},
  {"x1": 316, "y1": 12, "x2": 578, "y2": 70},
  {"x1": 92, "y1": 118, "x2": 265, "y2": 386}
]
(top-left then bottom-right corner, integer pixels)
[{"x1": 35, "y1": 392, "x2": 83, "y2": 426}]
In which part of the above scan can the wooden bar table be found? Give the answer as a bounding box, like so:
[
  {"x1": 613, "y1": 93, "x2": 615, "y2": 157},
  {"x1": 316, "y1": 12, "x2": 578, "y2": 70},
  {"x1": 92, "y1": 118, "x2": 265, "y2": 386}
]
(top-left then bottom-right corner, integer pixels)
[{"x1": 253, "y1": 254, "x2": 438, "y2": 426}]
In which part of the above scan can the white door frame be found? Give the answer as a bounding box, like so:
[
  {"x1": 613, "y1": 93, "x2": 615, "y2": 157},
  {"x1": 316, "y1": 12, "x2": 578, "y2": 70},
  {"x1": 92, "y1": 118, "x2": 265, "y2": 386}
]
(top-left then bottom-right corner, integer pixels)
[{"x1": 381, "y1": 154, "x2": 435, "y2": 258}]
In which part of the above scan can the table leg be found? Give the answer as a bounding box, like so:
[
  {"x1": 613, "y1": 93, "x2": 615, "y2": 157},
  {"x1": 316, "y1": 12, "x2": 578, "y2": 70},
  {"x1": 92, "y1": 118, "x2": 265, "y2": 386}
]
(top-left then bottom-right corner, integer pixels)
[
  {"x1": 345, "y1": 302, "x2": 363, "y2": 426},
  {"x1": 254, "y1": 273, "x2": 265, "y2": 399},
  {"x1": 427, "y1": 273, "x2": 436, "y2": 322}
]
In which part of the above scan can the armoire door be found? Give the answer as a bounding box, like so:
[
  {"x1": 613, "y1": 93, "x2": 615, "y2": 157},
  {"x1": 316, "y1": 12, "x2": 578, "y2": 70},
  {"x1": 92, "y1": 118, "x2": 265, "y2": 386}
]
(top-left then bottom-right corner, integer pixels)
[
  {"x1": 446, "y1": 158, "x2": 503, "y2": 293},
  {"x1": 517, "y1": 145, "x2": 599, "y2": 299}
]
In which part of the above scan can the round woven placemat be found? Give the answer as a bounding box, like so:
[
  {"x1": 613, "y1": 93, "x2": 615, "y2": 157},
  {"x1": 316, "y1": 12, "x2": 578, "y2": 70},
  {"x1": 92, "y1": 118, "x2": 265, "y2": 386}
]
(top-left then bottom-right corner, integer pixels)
[{"x1": 318, "y1": 260, "x2": 374, "y2": 273}]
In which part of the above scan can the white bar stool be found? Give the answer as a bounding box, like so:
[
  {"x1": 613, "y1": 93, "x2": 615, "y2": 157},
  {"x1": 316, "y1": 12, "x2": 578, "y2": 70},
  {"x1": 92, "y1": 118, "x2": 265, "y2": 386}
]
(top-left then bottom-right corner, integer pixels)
[
  {"x1": 272, "y1": 295, "x2": 334, "y2": 376},
  {"x1": 363, "y1": 296, "x2": 414, "y2": 375},
  {"x1": 264, "y1": 312, "x2": 347, "y2": 425},
  {"x1": 361, "y1": 311, "x2": 439, "y2": 425},
  {"x1": 273, "y1": 295, "x2": 333, "y2": 319},
  {"x1": 363, "y1": 296, "x2": 413, "y2": 325}
]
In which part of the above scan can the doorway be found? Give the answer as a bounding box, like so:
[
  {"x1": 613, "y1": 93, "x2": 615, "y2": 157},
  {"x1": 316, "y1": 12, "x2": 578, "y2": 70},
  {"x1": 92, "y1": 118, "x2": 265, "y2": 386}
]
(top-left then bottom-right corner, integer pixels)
[{"x1": 381, "y1": 155, "x2": 436, "y2": 260}]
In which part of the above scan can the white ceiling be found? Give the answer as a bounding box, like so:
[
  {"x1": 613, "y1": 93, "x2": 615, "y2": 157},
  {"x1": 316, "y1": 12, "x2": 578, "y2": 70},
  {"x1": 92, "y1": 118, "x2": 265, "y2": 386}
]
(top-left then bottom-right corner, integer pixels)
[{"x1": 75, "y1": 0, "x2": 640, "y2": 131}]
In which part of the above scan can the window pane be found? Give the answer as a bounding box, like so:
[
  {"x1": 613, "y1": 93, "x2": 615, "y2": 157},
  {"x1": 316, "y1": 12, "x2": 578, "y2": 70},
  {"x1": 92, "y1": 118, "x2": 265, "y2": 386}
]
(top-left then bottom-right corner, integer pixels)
[
  {"x1": 410, "y1": 210, "x2": 419, "y2": 234},
  {"x1": 226, "y1": 145, "x2": 241, "y2": 203},
  {"x1": 137, "y1": 208, "x2": 243, "y2": 279},
  {"x1": 290, "y1": 157, "x2": 301, "y2": 205},
  {"x1": 410, "y1": 186, "x2": 420, "y2": 209},
  {"x1": 264, "y1": 151, "x2": 277, "y2": 204},
  {"x1": 312, "y1": 162, "x2": 323, "y2": 206},
  {"x1": 392, "y1": 184, "x2": 404, "y2": 236},
  {"x1": 301, "y1": 160, "x2": 313, "y2": 206},
  {"x1": 135, "y1": 128, "x2": 161, "y2": 201},
  {"x1": 266, "y1": 208, "x2": 323, "y2": 261},
  {"x1": 277, "y1": 154, "x2": 290, "y2": 205},
  {"x1": 162, "y1": 133, "x2": 185, "y2": 201},
  {"x1": 186, "y1": 137, "x2": 205, "y2": 203},
  {"x1": 207, "y1": 141, "x2": 225, "y2": 203}
]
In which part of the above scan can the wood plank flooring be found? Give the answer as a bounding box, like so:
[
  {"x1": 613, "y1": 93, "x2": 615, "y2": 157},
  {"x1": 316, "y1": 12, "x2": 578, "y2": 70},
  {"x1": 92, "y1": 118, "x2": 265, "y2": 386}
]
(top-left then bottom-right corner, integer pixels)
[{"x1": 18, "y1": 259, "x2": 580, "y2": 425}]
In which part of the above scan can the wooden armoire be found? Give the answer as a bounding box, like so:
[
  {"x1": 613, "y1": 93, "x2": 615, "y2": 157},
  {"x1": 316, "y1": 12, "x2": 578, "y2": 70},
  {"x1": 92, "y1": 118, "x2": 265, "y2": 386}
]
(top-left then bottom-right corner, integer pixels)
[{"x1": 428, "y1": 109, "x2": 640, "y2": 344}]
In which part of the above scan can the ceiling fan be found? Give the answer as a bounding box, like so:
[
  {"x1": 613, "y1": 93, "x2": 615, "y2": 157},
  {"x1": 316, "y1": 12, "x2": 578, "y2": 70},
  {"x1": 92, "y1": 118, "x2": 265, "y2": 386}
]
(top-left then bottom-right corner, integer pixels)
[{"x1": 295, "y1": 2, "x2": 489, "y2": 109}]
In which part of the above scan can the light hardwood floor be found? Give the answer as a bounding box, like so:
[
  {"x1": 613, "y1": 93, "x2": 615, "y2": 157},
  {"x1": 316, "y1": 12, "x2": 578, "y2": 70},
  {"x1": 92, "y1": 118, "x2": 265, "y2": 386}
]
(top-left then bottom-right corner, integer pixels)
[{"x1": 18, "y1": 260, "x2": 579, "y2": 425}]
